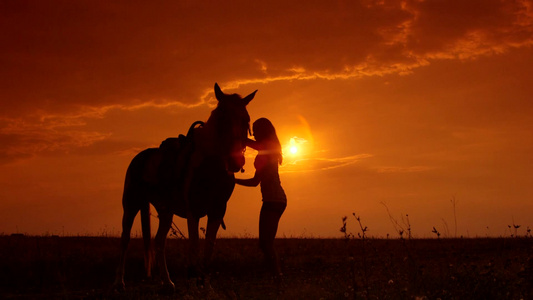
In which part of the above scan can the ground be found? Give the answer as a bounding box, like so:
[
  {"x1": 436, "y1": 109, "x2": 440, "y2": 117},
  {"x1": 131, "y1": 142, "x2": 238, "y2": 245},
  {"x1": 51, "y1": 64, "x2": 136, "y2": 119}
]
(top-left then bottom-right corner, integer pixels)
[{"x1": 0, "y1": 236, "x2": 531, "y2": 299}]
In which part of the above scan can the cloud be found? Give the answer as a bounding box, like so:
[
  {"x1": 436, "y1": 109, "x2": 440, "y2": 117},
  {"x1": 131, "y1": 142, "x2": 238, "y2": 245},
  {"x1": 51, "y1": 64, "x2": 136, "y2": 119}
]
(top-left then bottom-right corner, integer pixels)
[
  {"x1": 375, "y1": 166, "x2": 435, "y2": 173},
  {"x1": 221, "y1": 0, "x2": 533, "y2": 91},
  {"x1": 0, "y1": 116, "x2": 110, "y2": 164},
  {"x1": 281, "y1": 154, "x2": 373, "y2": 173},
  {"x1": 0, "y1": 93, "x2": 219, "y2": 164},
  {"x1": 2, "y1": 0, "x2": 531, "y2": 116}
]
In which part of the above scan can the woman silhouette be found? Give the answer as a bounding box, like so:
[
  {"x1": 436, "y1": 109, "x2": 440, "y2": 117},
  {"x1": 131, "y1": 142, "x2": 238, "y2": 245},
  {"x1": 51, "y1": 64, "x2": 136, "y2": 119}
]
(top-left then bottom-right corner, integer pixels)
[{"x1": 235, "y1": 118, "x2": 287, "y2": 277}]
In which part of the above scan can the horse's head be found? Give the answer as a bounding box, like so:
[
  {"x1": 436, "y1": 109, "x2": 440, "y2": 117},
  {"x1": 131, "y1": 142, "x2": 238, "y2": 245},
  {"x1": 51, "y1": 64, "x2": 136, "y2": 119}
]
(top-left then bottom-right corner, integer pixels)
[{"x1": 210, "y1": 83, "x2": 256, "y2": 173}]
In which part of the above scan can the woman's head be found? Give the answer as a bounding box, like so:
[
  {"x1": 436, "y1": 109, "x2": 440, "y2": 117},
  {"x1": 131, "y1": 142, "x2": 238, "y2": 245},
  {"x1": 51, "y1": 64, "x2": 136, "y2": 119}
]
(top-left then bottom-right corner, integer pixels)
[
  {"x1": 252, "y1": 118, "x2": 276, "y2": 141},
  {"x1": 252, "y1": 118, "x2": 283, "y2": 164}
]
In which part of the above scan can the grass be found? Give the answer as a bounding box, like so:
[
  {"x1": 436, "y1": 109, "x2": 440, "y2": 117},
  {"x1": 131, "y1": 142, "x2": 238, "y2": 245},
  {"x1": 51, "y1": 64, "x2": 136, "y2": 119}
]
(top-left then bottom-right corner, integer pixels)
[{"x1": 0, "y1": 235, "x2": 531, "y2": 299}]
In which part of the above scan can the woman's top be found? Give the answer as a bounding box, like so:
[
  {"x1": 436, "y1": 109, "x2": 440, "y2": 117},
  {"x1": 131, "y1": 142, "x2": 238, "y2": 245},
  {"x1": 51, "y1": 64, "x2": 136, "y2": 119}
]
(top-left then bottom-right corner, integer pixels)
[{"x1": 254, "y1": 152, "x2": 287, "y2": 204}]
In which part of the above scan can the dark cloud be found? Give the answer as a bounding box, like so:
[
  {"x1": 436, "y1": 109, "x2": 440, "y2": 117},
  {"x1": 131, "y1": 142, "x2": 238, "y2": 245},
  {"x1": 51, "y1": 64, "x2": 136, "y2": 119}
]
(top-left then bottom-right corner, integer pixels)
[
  {"x1": 2, "y1": 0, "x2": 531, "y2": 116},
  {"x1": 404, "y1": 0, "x2": 532, "y2": 57}
]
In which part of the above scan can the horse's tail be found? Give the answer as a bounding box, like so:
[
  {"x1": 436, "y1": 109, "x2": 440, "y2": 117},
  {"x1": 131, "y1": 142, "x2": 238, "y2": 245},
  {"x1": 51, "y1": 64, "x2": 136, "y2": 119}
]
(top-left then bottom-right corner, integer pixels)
[{"x1": 140, "y1": 198, "x2": 152, "y2": 278}]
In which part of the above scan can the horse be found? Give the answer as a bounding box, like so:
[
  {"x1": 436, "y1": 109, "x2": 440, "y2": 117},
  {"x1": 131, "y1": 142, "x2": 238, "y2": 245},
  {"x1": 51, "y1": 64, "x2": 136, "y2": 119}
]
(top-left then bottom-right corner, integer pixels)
[{"x1": 114, "y1": 83, "x2": 257, "y2": 291}]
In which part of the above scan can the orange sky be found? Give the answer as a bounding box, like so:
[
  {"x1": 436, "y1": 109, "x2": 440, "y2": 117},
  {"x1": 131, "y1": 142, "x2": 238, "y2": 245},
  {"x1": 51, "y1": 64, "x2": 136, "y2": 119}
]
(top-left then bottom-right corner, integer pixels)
[{"x1": 1, "y1": 1, "x2": 532, "y2": 238}]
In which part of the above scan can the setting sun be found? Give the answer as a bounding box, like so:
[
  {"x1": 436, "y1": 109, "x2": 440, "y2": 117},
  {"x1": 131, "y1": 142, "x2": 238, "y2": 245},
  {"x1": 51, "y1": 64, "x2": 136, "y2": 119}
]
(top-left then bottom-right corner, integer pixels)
[
  {"x1": 289, "y1": 146, "x2": 298, "y2": 154},
  {"x1": 289, "y1": 138, "x2": 298, "y2": 154},
  {"x1": 284, "y1": 136, "x2": 308, "y2": 161}
]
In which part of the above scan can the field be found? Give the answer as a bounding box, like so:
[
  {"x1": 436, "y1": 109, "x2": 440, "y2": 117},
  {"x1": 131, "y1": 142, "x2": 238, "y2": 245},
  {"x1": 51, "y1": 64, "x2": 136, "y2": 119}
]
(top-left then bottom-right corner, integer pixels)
[{"x1": 0, "y1": 235, "x2": 531, "y2": 299}]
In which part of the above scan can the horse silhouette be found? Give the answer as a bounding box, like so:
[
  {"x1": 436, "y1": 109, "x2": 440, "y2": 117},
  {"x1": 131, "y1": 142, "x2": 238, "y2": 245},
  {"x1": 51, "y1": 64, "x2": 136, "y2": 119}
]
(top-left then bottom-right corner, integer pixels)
[{"x1": 114, "y1": 83, "x2": 256, "y2": 291}]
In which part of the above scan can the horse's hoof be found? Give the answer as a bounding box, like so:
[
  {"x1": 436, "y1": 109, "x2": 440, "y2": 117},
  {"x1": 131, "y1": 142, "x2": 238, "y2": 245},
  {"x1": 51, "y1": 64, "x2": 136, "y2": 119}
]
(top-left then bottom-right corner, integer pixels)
[
  {"x1": 159, "y1": 281, "x2": 175, "y2": 295},
  {"x1": 112, "y1": 281, "x2": 126, "y2": 293},
  {"x1": 187, "y1": 265, "x2": 201, "y2": 279}
]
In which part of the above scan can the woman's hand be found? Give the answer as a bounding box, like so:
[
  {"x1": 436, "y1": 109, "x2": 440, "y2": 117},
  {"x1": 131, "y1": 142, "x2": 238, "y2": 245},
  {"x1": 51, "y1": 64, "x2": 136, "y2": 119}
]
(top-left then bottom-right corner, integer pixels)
[{"x1": 246, "y1": 138, "x2": 260, "y2": 150}]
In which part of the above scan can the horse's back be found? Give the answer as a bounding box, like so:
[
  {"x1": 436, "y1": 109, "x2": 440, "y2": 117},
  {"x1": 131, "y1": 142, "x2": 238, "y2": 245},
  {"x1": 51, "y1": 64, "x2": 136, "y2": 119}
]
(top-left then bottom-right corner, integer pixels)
[
  {"x1": 122, "y1": 148, "x2": 159, "y2": 208},
  {"x1": 123, "y1": 145, "x2": 189, "y2": 213},
  {"x1": 126, "y1": 148, "x2": 161, "y2": 184}
]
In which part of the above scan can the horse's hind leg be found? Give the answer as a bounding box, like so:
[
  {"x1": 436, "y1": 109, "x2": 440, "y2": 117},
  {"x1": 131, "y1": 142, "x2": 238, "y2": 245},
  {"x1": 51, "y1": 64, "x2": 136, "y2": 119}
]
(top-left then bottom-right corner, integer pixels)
[
  {"x1": 154, "y1": 211, "x2": 175, "y2": 291},
  {"x1": 140, "y1": 202, "x2": 152, "y2": 278},
  {"x1": 114, "y1": 207, "x2": 138, "y2": 291}
]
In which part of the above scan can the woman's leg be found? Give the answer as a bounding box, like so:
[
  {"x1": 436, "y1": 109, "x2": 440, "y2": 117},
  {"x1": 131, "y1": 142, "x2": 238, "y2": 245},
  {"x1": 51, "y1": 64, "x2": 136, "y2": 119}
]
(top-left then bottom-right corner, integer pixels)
[{"x1": 259, "y1": 202, "x2": 286, "y2": 275}]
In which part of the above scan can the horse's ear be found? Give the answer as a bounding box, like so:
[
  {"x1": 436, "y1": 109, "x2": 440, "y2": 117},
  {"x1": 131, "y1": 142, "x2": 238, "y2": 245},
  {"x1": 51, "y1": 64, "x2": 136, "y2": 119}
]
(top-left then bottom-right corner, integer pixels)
[
  {"x1": 242, "y1": 90, "x2": 257, "y2": 105},
  {"x1": 214, "y1": 83, "x2": 225, "y2": 101}
]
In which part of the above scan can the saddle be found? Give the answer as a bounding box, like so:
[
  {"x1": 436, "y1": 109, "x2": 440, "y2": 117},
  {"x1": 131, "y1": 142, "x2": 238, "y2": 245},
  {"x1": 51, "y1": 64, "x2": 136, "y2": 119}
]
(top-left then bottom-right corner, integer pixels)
[{"x1": 156, "y1": 121, "x2": 204, "y2": 187}]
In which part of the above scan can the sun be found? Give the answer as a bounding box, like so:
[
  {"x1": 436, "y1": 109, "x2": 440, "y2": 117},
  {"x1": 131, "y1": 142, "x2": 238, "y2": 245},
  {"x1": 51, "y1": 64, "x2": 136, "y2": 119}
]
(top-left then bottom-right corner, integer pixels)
[
  {"x1": 289, "y1": 138, "x2": 298, "y2": 154},
  {"x1": 290, "y1": 145, "x2": 298, "y2": 154},
  {"x1": 285, "y1": 136, "x2": 307, "y2": 160}
]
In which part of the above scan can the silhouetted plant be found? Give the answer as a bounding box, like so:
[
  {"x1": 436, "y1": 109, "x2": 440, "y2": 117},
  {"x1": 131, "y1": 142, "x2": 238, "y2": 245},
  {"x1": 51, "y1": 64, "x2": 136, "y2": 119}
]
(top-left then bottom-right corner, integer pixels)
[
  {"x1": 340, "y1": 215, "x2": 357, "y2": 299},
  {"x1": 381, "y1": 202, "x2": 407, "y2": 239},
  {"x1": 353, "y1": 213, "x2": 370, "y2": 293},
  {"x1": 441, "y1": 218, "x2": 450, "y2": 237},
  {"x1": 508, "y1": 217, "x2": 522, "y2": 238},
  {"x1": 431, "y1": 227, "x2": 441, "y2": 239},
  {"x1": 451, "y1": 195, "x2": 458, "y2": 237},
  {"x1": 170, "y1": 221, "x2": 186, "y2": 239},
  {"x1": 340, "y1": 216, "x2": 354, "y2": 240},
  {"x1": 403, "y1": 214, "x2": 412, "y2": 240},
  {"x1": 353, "y1": 213, "x2": 368, "y2": 241},
  {"x1": 149, "y1": 213, "x2": 186, "y2": 239},
  {"x1": 513, "y1": 224, "x2": 521, "y2": 237}
]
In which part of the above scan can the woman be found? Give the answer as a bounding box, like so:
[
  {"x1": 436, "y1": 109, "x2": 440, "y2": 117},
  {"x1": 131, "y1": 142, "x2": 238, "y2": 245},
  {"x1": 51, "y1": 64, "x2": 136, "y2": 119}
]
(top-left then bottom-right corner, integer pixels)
[{"x1": 235, "y1": 118, "x2": 287, "y2": 277}]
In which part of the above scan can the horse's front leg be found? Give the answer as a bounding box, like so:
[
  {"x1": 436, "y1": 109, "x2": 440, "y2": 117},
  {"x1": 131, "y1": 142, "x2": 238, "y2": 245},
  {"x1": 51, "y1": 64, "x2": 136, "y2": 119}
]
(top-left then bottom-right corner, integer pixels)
[
  {"x1": 154, "y1": 212, "x2": 175, "y2": 291},
  {"x1": 186, "y1": 213, "x2": 200, "y2": 277},
  {"x1": 204, "y1": 217, "x2": 222, "y2": 266}
]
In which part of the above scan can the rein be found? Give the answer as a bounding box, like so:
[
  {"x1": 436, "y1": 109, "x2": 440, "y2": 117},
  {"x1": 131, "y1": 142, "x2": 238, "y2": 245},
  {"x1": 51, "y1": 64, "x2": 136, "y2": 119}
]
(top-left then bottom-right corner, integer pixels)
[{"x1": 187, "y1": 120, "x2": 205, "y2": 137}]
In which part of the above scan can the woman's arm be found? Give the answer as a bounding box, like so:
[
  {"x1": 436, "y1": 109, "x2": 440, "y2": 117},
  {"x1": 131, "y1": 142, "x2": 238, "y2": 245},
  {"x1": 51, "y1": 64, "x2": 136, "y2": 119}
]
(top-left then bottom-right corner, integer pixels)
[
  {"x1": 234, "y1": 176, "x2": 260, "y2": 187},
  {"x1": 245, "y1": 138, "x2": 261, "y2": 150},
  {"x1": 235, "y1": 153, "x2": 265, "y2": 187}
]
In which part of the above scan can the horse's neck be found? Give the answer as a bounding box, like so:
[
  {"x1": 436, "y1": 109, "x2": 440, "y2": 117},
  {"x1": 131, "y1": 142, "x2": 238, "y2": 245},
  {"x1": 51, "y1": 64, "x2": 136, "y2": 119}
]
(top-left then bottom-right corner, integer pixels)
[{"x1": 193, "y1": 122, "x2": 220, "y2": 156}]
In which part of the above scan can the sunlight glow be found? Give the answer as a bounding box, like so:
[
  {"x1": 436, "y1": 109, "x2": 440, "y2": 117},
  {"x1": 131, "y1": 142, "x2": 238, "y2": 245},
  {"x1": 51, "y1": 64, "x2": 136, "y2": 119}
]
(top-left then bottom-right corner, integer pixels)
[
  {"x1": 290, "y1": 146, "x2": 298, "y2": 154},
  {"x1": 284, "y1": 136, "x2": 308, "y2": 161},
  {"x1": 289, "y1": 138, "x2": 298, "y2": 154}
]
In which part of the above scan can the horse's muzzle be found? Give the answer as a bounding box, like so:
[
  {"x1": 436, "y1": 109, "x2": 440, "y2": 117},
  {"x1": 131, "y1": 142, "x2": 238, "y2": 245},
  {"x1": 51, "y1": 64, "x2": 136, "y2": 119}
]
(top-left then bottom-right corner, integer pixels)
[{"x1": 228, "y1": 153, "x2": 245, "y2": 173}]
